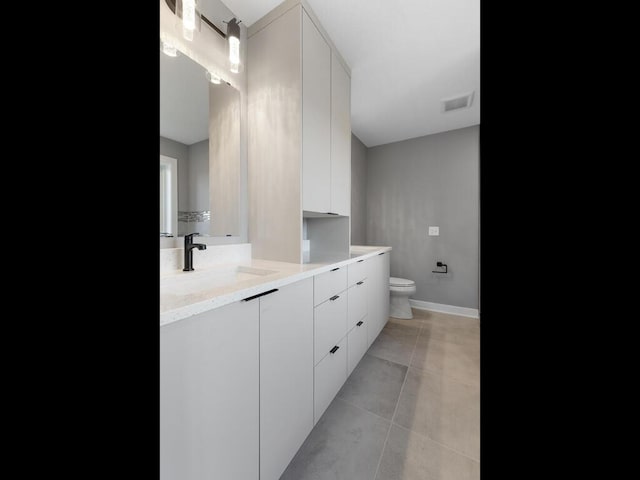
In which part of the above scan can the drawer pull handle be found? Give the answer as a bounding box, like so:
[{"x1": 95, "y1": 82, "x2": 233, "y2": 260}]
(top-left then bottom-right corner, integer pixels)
[
  {"x1": 330, "y1": 267, "x2": 340, "y2": 272},
  {"x1": 378, "y1": 252, "x2": 385, "y2": 256},
  {"x1": 330, "y1": 295, "x2": 340, "y2": 301},
  {"x1": 357, "y1": 259, "x2": 364, "y2": 263},
  {"x1": 356, "y1": 281, "x2": 364, "y2": 285},
  {"x1": 242, "y1": 288, "x2": 279, "y2": 302},
  {"x1": 356, "y1": 321, "x2": 364, "y2": 327},
  {"x1": 330, "y1": 345, "x2": 340, "y2": 354}
]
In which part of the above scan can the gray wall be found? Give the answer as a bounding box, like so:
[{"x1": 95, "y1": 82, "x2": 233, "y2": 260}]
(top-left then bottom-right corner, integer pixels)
[
  {"x1": 160, "y1": 136, "x2": 189, "y2": 212},
  {"x1": 365, "y1": 125, "x2": 479, "y2": 309},
  {"x1": 188, "y1": 139, "x2": 210, "y2": 211},
  {"x1": 350, "y1": 133, "x2": 367, "y2": 245},
  {"x1": 160, "y1": 136, "x2": 210, "y2": 214}
]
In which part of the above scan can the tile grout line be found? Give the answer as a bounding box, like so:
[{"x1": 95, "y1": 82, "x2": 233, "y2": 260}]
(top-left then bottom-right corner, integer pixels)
[
  {"x1": 390, "y1": 421, "x2": 481, "y2": 464},
  {"x1": 371, "y1": 371, "x2": 407, "y2": 480},
  {"x1": 370, "y1": 318, "x2": 421, "y2": 480},
  {"x1": 333, "y1": 396, "x2": 393, "y2": 426}
]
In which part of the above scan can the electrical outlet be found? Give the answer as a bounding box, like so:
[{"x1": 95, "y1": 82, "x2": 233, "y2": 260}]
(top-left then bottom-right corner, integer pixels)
[{"x1": 428, "y1": 226, "x2": 439, "y2": 236}]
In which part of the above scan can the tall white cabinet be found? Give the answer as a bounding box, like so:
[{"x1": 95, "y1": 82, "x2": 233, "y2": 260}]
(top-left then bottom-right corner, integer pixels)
[{"x1": 248, "y1": 0, "x2": 352, "y2": 263}]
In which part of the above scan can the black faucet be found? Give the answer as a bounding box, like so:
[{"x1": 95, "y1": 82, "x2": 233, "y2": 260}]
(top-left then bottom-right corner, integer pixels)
[{"x1": 183, "y1": 233, "x2": 207, "y2": 271}]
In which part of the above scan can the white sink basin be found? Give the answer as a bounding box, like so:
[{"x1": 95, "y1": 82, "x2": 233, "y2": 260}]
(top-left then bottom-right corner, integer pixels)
[{"x1": 161, "y1": 265, "x2": 278, "y2": 296}]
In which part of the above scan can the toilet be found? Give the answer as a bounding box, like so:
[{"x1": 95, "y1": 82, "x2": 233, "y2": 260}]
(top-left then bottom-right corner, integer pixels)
[{"x1": 389, "y1": 277, "x2": 416, "y2": 319}]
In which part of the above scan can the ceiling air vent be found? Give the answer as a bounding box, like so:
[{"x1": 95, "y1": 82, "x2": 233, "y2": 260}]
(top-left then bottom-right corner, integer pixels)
[{"x1": 442, "y1": 91, "x2": 474, "y2": 112}]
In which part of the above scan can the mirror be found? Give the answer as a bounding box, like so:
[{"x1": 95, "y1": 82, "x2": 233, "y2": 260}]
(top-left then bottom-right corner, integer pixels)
[{"x1": 160, "y1": 49, "x2": 240, "y2": 238}]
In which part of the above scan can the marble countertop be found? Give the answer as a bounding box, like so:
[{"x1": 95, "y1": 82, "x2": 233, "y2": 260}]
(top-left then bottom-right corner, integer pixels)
[{"x1": 160, "y1": 245, "x2": 392, "y2": 327}]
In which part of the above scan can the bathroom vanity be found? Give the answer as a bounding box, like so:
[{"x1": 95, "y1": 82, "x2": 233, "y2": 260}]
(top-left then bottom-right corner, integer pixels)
[{"x1": 160, "y1": 245, "x2": 390, "y2": 480}]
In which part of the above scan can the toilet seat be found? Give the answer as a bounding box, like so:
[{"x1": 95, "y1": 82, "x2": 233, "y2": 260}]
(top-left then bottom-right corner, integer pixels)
[{"x1": 389, "y1": 277, "x2": 415, "y2": 287}]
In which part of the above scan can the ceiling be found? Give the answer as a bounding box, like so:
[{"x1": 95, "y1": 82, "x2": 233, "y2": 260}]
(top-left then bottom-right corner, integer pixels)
[
  {"x1": 220, "y1": 0, "x2": 479, "y2": 147},
  {"x1": 160, "y1": 51, "x2": 210, "y2": 145}
]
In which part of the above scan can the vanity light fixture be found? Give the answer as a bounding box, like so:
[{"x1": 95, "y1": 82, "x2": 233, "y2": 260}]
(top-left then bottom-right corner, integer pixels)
[
  {"x1": 226, "y1": 18, "x2": 241, "y2": 73},
  {"x1": 161, "y1": 39, "x2": 178, "y2": 57},
  {"x1": 176, "y1": 0, "x2": 201, "y2": 42},
  {"x1": 206, "y1": 71, "x2": 221, "y2": 84}
]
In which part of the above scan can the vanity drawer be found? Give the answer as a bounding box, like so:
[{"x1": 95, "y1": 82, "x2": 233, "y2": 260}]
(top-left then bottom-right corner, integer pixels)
[
  {"x1": 314, "y1": 266, "x2": 347, "y2": 306},
  {"x1": 314, "y1": 293, "x2": 348, "y2": 365},
  {"x1": 347, "y1": 258, "x2": 368, "y2": 286},
  {"x1": 314, "y1": 336, "x2": 347, "y2": 424},
  {"x1": 347, "y1": 280, "x2": 367, "y2": 330},
  {"x1": 347, "y1": 318, "x2": 368, "y2": 376}
]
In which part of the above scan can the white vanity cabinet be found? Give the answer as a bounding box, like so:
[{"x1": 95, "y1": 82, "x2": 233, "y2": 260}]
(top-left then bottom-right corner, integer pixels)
[
  {"x1": 160, "y1": 300, "x2": 259, "y2": 480},
  {"x1": 368, "y1": 252, "x2": 391, "y2": 346},
  {"x1": 248, "y1": 1, "x2": 352, "y2": 263},
  {"x1": 259, "y1": 278, "x2": 314, "y2": 480},
  {"x1": 160, "y1": 249, "x2": 391, "y2": 480}
]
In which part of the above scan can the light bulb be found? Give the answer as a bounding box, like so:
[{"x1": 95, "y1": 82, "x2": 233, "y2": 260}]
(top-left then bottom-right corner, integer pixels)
[
  {"x1": 229, "y1": 36, "x2": 240, "y2": 65},
  {"x1": 226, "y1": 18, "x2": 241, "y2": 73},
  {"x1": 182, "y1": 0, "x2": 197, "y2": 42},
  {"x1": 206, "y1": 71, "x2": 221, "y2": 84},
  {"x1": 161, "y1": 40, "x2": 178, "y2": 57}
]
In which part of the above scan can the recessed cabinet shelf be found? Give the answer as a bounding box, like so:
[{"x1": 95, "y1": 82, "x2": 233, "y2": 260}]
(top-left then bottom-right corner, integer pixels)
[{"x1": 303, "y1": 213, "x2": 350, "y2": 264}]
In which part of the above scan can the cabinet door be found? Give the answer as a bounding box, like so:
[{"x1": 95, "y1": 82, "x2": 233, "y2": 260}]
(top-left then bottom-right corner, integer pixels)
[
  {"x1": 368, "y1": 252, "x2": 391, "y2": 347},
  {"x1": 347, "y1": 258, "x2": 367, "y2": 287},
  {"x1": 160, "y1": 300, "x2": 259, "y2": 480},
  {"x1": 314, "y1": 336, "x2": 347, "y2": 424},
  {"x1": 260, "y1": 278, "x2": 314, "y2": 480},
  {"x1": 302, "y1": 11, "x2": 331, "y2": 213},
  {"x1": 330, "y1": 52, "x2": 351, "y2": 216},
  {"x1": 314, "y1": 266, "x2": 348, "y2": 306},
  {"x1": 314, "y1": 292, "x2": 348, "y2": 365},
  {"x1": 348, "y1": 319, "x2": 368, "y2": 376},
  {"x1": 347, "y1": 279, "x2": 367, "y2": 330}
]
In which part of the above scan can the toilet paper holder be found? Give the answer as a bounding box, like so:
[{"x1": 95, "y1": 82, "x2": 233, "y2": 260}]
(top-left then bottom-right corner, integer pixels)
[{"x1": 432, "y1": 261, "x2": 448, "y2": 274}]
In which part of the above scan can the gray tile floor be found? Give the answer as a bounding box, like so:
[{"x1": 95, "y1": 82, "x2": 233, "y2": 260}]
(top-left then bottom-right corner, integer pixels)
[{"x1": 281, "y1": 309, "x2": 480, "y2": 480}]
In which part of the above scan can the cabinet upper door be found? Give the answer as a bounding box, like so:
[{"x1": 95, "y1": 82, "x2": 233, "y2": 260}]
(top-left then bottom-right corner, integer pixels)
[
  {"x1": 330, "y1": 52, "x2": 351, "y2": 216},
  {"x1": 302, "y1": 11, "x2": 331, "y2": 214}
]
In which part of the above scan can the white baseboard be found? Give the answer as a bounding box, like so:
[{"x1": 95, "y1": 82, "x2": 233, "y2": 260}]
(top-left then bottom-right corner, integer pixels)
[{"x1": 409, "y1": 300, "x2": 479, "y2": 319}]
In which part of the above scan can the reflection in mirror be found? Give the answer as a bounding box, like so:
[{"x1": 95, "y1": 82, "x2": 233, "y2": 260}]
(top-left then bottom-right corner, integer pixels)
[{"x1": 160, "y1": 49, "x2": 240, "y2": 238}]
